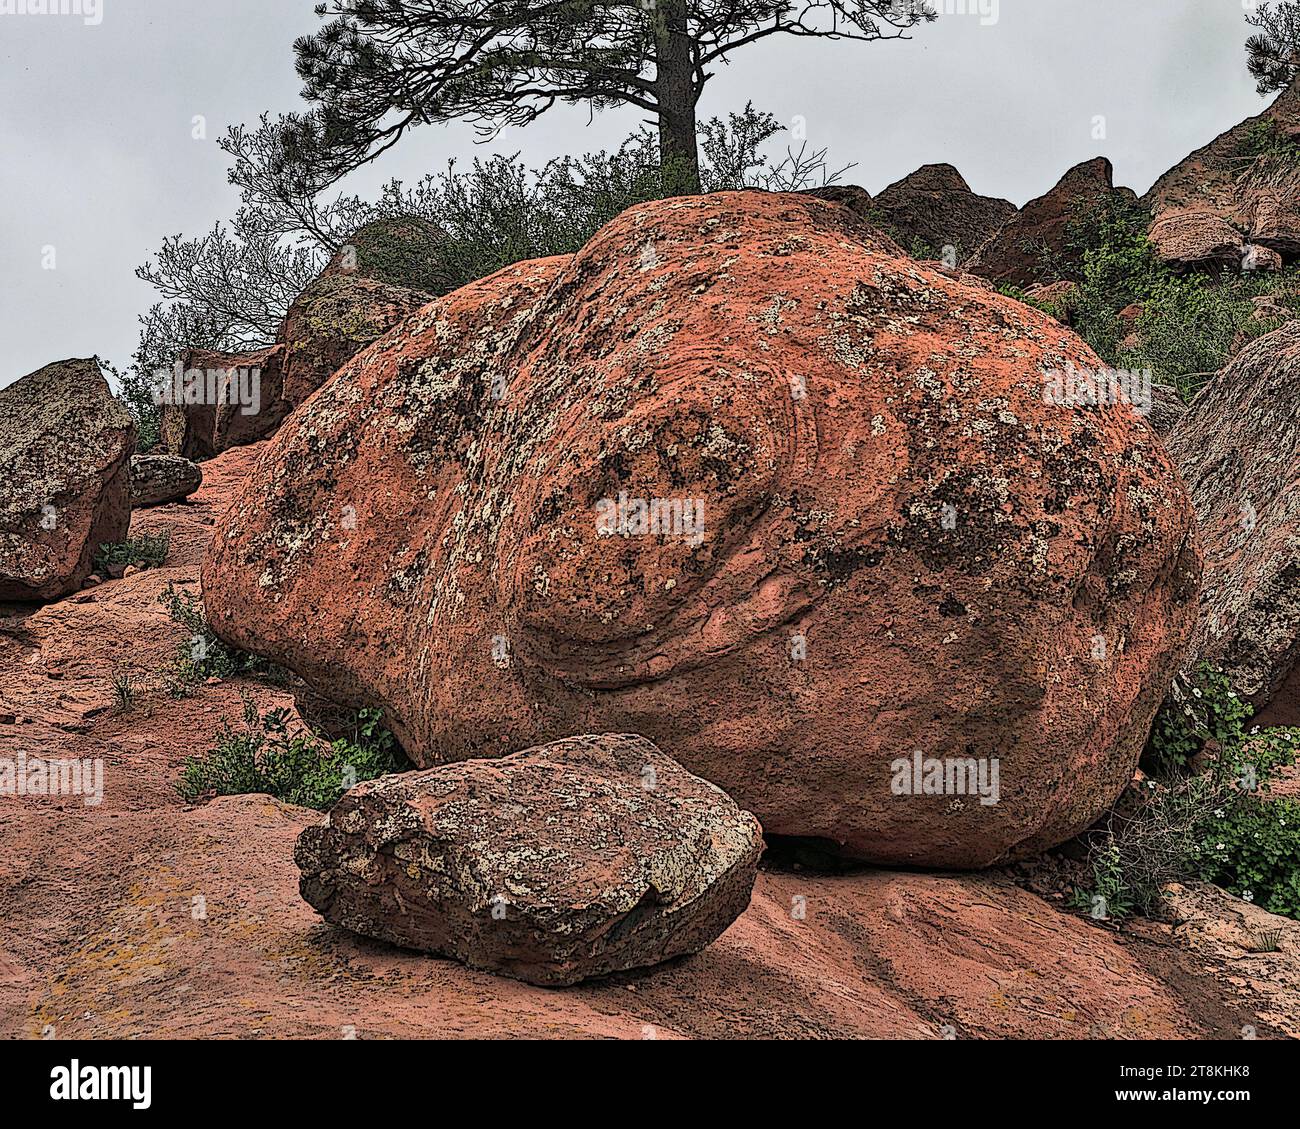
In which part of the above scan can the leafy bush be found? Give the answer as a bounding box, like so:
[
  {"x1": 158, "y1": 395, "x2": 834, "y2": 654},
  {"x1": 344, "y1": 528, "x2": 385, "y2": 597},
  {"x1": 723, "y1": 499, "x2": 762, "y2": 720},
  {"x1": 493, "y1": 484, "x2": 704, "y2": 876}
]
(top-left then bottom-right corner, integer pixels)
[
  {"x1": 1144, "y1": 664, "x2": 1254, "y2": 777},
  {"x1": 1027, "y1": 190, "x2": 1300, "y2": 398},
  {"x1": 178, "y1": 695, "x2": 406, "y2": 810},
  {"x1": 95, "y1": 532, "x2": 171, "y2": 575},
  {"x1": 158, "y1": 583, "x2": 280, "y2": 697},
  {"x1": 1073, "y1": 666, "x2": 1300, "y2": 921},
  {"x1": 1239, "y1": 118, "x2": 1300, "y2": 165}
]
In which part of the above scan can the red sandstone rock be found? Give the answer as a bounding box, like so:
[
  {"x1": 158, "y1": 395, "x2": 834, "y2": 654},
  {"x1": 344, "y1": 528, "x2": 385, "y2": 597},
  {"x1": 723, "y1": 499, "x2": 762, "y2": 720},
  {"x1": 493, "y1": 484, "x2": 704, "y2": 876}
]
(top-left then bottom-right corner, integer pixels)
[
  {"x1": 296, "y1": 733, "x2": 764, "y2": 986},
  {"x1": 872, "y1": 163, "x2": 1015, "y2": 261},
  {"x1": 0, "y1": 359, "x2": 135, "y2": 602},
  {"x1": 204, "y1": 191, "x2": 1201, "y2": 868},
  {"x1": 1167, "y1": 321, "x2": 1300, "y2": 718},
  {"x1": 276, "y1": 274, "x2": 431, "y2": 409},
  {"x1": 965, "y1": 158, "x2": 1131, "y2": 287},
  {"x1": 0, "y1": 443, "x2": 1284, "y2": 1040},
  {"x1": 160, "y1": 344, "x2": 288, "y2": 460},
  {"x1": 1149, "y1": 212, "x2": 1248, "y2": 269},
  {"x1": 1142, "y1": 77, "x2": 1300, "y2": 266}
]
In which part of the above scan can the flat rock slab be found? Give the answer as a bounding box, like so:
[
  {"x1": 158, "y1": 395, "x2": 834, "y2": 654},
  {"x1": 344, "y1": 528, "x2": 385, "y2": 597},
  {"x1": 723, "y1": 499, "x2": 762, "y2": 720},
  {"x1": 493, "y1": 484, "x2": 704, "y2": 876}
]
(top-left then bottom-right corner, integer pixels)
[{"x1": 295, "y1": 734, "x2": 764, "y2": 986}]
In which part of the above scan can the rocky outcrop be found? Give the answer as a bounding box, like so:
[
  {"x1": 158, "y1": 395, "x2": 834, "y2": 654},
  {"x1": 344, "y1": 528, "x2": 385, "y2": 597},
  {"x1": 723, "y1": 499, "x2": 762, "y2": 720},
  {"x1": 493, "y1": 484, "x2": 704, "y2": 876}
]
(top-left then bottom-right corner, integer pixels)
[
  {"x1": 0, "y1": 442, "x2": 1279, "y2": 1040},
  {"x1": 1142, "y1": 77, "x2": 1300, "y2": 268},
  {"x1": 323, "y1": 215, "x2": 450, "y2": 294},
  {"x1": 129, "y1": 454, "x2": 202, "y2": 508},
  {"x1": 0, "y1": 359, "x2": 135, "y2": 602},
  {"x1": 1167, "y1": 321, "x2": 1300, "y2": 718},
  {"x1": 1149, "y1": 212, "x2": 1251, "y2": 270},
  {"x1": 965, "y1": 157, "x2": 1132, "y2": 287},
  {"x1": 204, "y1": 191, "x2": 1200, "y2": 868},
  {"x1": 160, "y1": 344, "x2": 287, "y2": 461},
  {"x1": 872, "y1": 163, "x2": 1015, "y2": 261},
  {"x1": 296, "y1": 734, "x2": 763, "y2": 986},
  {"x1": 276, "y1": 274, "x2": 431, "y2": 409}
]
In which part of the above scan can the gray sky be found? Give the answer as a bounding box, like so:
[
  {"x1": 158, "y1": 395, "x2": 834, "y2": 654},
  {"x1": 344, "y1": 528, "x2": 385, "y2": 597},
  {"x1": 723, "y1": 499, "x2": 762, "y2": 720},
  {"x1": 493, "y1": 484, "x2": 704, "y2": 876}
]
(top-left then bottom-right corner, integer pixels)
[{"x1": 0, "y1": 0, "x2": 1274, "y2": 389}]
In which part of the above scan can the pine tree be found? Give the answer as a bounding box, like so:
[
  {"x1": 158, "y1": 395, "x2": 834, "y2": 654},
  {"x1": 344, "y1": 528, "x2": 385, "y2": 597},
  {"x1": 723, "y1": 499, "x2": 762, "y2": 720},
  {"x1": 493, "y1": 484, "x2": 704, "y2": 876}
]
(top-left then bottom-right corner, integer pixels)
[
  {"x1": 290, "y1": 1, "x2": 934, "y2": 194},
  {"x1": 1247, "y1": 1, "x2": 1300, "y2": 94}
]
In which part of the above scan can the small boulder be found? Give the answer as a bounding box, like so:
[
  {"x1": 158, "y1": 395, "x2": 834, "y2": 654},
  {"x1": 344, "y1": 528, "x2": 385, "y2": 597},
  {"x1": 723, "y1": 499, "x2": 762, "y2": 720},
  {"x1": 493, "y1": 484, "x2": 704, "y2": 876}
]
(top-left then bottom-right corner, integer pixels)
[
  {"x1": 1021, "y1": 280, "x2": 1079, "y2": 323},
  {"x1": 277, "y1": 274, "x2": 431, "y2": 409},
  {"x1": 800, "y1": 184, "x2": 874, "y2": 223},
  {"x1": 1148, "y1": 212, "x2": 1248, "y2": 270},
  {"x1": 160, "y1": 344, "x2": 287, "y2": 460},
  {"x1": 1243, "y1": 243, "x2": 1285, "y2": 272},
  {"x1": 130, "y1": 454, "x2": 203, "y2": 508},
  {"x1": 295, "y1": 734, "x2": 764, "y2": 986},
  {"x1": 0, "y1": 359, "x2": 135, "y2": 601}
]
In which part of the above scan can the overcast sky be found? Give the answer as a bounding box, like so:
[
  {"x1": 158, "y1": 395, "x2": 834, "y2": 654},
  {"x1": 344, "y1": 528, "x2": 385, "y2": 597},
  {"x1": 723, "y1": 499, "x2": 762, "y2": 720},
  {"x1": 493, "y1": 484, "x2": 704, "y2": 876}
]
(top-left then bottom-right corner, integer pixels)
[{"x1": 0, "y1": 0, "x2": 1276, "y2": 389}]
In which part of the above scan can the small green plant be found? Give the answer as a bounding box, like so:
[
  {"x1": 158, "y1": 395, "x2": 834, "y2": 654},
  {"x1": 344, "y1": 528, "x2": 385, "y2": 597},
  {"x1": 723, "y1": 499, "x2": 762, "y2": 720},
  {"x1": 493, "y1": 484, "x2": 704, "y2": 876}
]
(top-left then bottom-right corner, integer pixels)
[
  {"x1": 95, "y1": 531, "x2": 171, "y2": 575},
  {"x1": 1075, "y1": 668, "x2": 1300, "y2": 923},
  {"x1": 1144, "y1": 663, "x2": 1254, "y2": 776},
  {"x1": 1251, "y1": 929, "x2": 1284, "y2": 953},
  {"x1": 1068, "y1": 834, "x2": 1136, "y2": 921},
  {"x1": 158, "y1": 583, "x2": 279, "y2": 697},
  {"x1": 111, "y1": 669, "x2": 138, "y2": 715},
  {"x1": 178, "y1": 695, "x2": 406, "y2": 810},
  {"x1": 1193, "y1": 730, "x2": 1300, "y2": 919},
  {"x1": 1239, "y1": 119, "x2": 1300, "y2": 166}
]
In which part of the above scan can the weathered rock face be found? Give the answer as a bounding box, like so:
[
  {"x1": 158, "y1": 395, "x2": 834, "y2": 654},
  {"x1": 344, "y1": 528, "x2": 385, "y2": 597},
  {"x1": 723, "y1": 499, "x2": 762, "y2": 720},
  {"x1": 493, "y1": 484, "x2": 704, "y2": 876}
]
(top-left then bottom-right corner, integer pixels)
[
  {"x1": 205, "y1": 191, "x2": 1201, "y2": 867},
  {"x1": 277, "y1": 274, "x2": 432, "y2": 409},
  {"x1": 1147, "y1": 384, "x2": 1187, "y2": 437},
  {"x1": 295, "y1": 734, "x2": 763, "y2": 986},
  {"x1": 1142, "y1": 77, "x2": 1300, "y2": 267},
  {"x1": 965, "y1": 158, "x2": 1131, "y2": 288},
  {"x1": 323, "y1": 215, "x2": 450, "y2": 294},
  {"x1": 801, "y1": 183, "x2": 874, "y2": 224},
  {"x1": 0, "y1": 359, "x2": 135, "y2": 602},
  {"x1": 1149, "y1": 212, "x2": 1249, "y2": 270},
  {"x1": 160, "y1": 344, "x2": 287, "y2": 461},
  {"x1": 1167, "y1": 322, "x2": 1300, "y2": 717},
  {"x1": 872, "y1": 163, "x2": 1015, "y2": 261},
  {"x1": 129, "y1": 454, "x2": 203, "y2": 508}
]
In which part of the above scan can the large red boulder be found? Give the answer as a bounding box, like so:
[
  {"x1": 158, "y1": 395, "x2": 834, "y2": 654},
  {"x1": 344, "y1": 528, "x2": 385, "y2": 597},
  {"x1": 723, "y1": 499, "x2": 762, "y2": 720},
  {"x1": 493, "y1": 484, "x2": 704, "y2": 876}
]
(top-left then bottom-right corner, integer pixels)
[
  {"x1": 0, "y1": 359, "x2": 135, "y2": 602},
  {"x1": 204, "y1": 191, "x2": 1201, "y2": 867},
  {"x1": 1167, "y1": 322, "x2": 1300, "y2": 723}
]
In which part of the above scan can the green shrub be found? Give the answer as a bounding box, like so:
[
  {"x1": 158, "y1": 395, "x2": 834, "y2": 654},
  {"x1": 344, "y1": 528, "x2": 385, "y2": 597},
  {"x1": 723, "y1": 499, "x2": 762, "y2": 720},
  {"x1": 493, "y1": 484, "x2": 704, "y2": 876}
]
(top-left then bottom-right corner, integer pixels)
[
  {"x1": 1239, "y1": 119, "x2": 1300, "y2": 165},
  {"x1": 1027, "y1": 191, "x2": 1300, "y2": 398},
  {"x1": 95, "y1": 532, "x2": 171, "y2": 575},
  {"x1": 1192, "y1": 727, "x2": 1300, "y2": 918},
  {"x1": 158, "y1": 583, "x2": 279, "y2": 697},
  {"x1": 1074, "y1": 667, "x2": 1300, "y2": 921},
  {"x1": 1144, "y1": 663, "x2": 1254, "y2": 776},
  {"x1": 178, "y1": 695, "x2": 407, "y2": 810}
]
